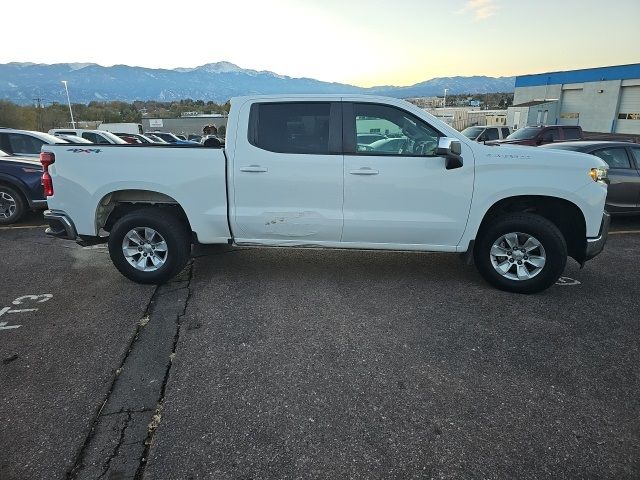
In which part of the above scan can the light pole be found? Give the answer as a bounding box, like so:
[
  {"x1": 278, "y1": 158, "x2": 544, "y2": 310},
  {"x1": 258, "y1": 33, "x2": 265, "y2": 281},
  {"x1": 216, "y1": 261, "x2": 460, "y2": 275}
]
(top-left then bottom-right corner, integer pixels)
[
  {"x1": 61, "y1": 80, "x2": 76, "y2": 128},
  {"x1": 443, "y1": 88, "x2": 448, "y2": 108}
]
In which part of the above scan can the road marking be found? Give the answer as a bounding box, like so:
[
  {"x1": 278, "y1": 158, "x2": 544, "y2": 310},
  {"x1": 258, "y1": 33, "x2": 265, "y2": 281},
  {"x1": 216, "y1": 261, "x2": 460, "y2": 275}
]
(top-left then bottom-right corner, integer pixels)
[
  {"x1": 609, "y1": 230, "x2": 640, "y2": 235},
  {"x1": 13, "y1": 294, "x2": 53, "y2": 305},
  {"x1": 0, "y1": 224, "x2": 47, "y2": 230},
  {"x1": 0, "y1": 322, "x2": 21, "y2": 330},
  {"x1": 0, "y1": 294, "x2": 54, "y2": 332},
  {"x1": 556, "y1": 277, "x2": 581, "y2": 286}
]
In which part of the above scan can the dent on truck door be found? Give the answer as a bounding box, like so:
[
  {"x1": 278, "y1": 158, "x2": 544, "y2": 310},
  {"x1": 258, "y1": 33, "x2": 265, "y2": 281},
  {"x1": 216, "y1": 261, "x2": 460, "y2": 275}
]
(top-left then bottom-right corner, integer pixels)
[
  {"x1": 232, "y1": 101, "x2": 344, "y2": 243},
  {"x1": 342, "y1": 102, "x2": 474, "y2": 247}
]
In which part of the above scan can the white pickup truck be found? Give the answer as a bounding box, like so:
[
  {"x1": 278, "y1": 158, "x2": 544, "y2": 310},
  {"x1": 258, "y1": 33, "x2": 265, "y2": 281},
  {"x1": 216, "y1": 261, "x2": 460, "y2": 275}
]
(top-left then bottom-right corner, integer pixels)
[{"x1": 41, "y1": 95, "x2": 610, "y2": 293}]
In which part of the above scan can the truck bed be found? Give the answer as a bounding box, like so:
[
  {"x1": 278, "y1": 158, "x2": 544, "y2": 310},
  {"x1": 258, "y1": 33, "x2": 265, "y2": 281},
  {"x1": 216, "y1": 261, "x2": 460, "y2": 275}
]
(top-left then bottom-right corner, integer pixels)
[{"x1": 43, "y1": 144, "x2": 231, "y2": 243}]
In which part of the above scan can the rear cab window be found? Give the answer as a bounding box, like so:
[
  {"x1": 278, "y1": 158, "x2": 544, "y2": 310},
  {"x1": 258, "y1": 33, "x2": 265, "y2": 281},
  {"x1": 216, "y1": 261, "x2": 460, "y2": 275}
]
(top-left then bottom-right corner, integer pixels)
[{"x1": 248, "y1": 102, "x2": 341, "y2": 154}]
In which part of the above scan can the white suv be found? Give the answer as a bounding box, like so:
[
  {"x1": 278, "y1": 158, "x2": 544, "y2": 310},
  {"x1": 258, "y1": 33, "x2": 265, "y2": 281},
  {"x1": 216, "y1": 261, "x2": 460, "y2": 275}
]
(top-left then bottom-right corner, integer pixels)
[{"x1": 0, "y1": 128, "x2": 68, "y2": 157}]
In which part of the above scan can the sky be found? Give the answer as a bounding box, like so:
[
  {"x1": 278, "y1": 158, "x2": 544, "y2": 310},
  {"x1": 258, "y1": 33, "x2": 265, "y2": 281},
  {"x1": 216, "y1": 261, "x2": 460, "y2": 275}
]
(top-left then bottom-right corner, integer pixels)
[{"x1": 3, "y1": 0, "x2": 639, "y2": 87}]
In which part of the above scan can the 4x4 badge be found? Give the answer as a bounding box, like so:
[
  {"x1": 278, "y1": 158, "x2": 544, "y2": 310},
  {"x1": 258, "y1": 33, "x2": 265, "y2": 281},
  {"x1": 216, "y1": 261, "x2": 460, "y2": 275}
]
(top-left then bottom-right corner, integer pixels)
[{"x1": 66, "y1": 148, "x2": 102, "y2": 153}]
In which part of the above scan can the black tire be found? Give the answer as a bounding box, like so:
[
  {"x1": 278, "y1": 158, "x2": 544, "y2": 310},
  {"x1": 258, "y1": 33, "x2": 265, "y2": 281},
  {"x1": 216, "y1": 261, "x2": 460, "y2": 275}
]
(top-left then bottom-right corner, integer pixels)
[
  {"x1": 474, "y1": 213, "x2": 567, "y2": 294},
  {"x1": 108, "y1": 208, "x2": 191, "y2": 284},
  {"x1": 0, "y1": 184, "x2": 27, "y2": 225}
]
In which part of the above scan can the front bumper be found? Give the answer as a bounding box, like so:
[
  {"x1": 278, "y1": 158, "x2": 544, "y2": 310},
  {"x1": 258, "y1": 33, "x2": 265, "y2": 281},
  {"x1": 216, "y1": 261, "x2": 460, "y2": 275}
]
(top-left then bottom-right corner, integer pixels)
[
  {"x1": 585, "y1": 211, "x2": 610, "y2": 261},
  {"x1": 44, "y1": 209, "x2": 78, "y2": 240}
]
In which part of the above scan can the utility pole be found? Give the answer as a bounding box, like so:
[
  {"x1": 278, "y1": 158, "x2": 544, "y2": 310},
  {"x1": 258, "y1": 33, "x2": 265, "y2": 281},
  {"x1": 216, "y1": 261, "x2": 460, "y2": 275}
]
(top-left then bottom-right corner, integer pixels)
[
  {"x1": 33, "y1": 98, "x2": 43, "y2": 131},
  {"x1": 61, "y1": 80, "x2": 76, "y2": 128}
]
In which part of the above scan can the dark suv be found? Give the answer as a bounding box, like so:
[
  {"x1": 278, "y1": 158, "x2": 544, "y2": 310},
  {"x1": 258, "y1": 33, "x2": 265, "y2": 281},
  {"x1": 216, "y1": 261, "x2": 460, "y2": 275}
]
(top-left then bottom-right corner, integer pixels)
[{"x1": 491, "y1": 125, "x2": 584, "y2": 146}]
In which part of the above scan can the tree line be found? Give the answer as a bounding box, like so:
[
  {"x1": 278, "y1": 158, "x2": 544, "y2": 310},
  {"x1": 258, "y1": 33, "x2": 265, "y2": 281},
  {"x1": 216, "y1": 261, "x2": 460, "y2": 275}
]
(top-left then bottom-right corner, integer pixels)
[{"x1": 0, "y1": 99, "x2": 231, "y2": 132}]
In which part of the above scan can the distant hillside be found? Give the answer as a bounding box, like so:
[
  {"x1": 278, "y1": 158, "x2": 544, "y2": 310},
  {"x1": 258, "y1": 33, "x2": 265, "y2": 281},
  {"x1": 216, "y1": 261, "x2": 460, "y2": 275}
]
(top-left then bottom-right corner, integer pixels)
[{"x1": 0, "y1": 61, "x2": 515, "y2": 105}]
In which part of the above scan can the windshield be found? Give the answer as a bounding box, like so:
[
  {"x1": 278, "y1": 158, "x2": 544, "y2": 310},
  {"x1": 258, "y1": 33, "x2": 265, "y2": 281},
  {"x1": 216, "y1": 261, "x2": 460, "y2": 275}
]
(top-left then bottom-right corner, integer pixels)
[
  {"x1": 461, "y1": 127, "x2": 484, "y2": 139},
  {"x1": 506, "y1": 127, "x2": 542, "y2": 140}
]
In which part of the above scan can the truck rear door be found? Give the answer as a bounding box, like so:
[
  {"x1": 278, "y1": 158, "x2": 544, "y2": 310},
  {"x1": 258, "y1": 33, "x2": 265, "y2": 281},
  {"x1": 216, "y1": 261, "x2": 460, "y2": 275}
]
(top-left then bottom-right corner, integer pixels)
[{"x1": 230, "y1": 101, "x2": 344, "y2": 244}]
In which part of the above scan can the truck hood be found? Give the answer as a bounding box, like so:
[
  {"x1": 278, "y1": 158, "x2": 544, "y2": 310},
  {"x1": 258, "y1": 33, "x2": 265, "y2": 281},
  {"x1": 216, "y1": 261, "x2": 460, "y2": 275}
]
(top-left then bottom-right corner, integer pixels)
[{"x1": 477, "y1": 143, "x2": 607, "y2": 170}]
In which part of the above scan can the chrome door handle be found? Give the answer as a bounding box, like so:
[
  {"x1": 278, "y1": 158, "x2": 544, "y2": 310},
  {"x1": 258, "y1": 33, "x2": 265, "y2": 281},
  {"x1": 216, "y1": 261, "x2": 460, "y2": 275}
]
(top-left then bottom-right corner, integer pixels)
[
  {"x1": 240, "y1": 165, "x2": 267, "y2": 173},
  {"x1": 349, "y1": 167, "x2": 379, "y2": 175}
]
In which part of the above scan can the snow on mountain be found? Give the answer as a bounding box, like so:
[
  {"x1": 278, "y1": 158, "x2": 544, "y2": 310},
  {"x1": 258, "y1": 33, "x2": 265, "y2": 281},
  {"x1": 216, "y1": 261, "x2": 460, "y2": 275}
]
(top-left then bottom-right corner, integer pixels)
[{"x1": 0, "y1": 61, "x2": 515, "y2": 105}]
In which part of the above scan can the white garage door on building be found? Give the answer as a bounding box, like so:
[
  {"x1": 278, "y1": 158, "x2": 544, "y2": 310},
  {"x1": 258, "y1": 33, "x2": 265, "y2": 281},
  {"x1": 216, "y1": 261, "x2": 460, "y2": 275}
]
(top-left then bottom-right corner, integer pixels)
[
  {"x1": 615, "y1": 86, "x2": 640, "y2": 134},
  {"x1": 559, "y1": 88, "x2": 582, "y2": 126}
]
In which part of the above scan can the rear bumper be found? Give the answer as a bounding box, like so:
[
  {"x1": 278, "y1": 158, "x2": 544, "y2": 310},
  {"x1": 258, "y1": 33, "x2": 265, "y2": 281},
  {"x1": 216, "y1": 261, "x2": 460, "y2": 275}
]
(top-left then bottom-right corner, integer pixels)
[
  {"x1": 584, "y1": 211, "x2": 610, "y2": 261},
  {"x1": 44, "y1": 209, "x2": 78, "y2": 240}
]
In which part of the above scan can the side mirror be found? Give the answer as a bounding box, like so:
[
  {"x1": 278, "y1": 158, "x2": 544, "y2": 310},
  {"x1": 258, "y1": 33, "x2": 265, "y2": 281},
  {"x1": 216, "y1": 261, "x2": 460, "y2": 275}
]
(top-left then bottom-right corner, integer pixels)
[
  {"x1": 435, "y1": 137, "x2": 463, "y2": 170},
  {"x1": 536, "y1": 137, "x2": 544, "y2": 145}
]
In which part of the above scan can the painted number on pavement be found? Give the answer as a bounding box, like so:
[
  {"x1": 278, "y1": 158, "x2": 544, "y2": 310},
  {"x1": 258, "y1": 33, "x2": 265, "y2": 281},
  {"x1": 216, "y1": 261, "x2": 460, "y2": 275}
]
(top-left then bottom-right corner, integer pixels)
[{"x1": 0, "y1": 294, "x2": 53, "y2": 331}]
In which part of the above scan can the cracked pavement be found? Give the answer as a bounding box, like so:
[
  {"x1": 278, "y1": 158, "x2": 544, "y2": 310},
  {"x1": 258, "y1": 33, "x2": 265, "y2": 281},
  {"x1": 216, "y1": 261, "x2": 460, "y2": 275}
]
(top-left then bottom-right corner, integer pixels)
[{"x1": 1, "y1": 216, "x2": 639, "y2": 479}]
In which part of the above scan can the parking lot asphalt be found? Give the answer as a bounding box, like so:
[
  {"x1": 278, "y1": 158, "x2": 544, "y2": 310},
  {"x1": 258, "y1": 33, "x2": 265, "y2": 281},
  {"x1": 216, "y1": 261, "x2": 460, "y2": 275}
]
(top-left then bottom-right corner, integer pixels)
[
  {"x1": 0, "y1": 220, "x2": 155, "y2": 479},
  {"x1": 1, "y1": 214, "x2": 639, "y2": 479}
]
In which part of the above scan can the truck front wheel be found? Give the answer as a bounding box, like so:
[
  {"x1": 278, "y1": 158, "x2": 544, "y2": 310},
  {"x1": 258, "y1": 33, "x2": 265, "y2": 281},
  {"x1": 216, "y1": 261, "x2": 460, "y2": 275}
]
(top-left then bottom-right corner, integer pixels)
[
  {"x1": 474, "y1": 213, "x2": 567, "y2": 294},
  {"x1": 108, "y1": 208, "x2": 191, "y2": 284}
]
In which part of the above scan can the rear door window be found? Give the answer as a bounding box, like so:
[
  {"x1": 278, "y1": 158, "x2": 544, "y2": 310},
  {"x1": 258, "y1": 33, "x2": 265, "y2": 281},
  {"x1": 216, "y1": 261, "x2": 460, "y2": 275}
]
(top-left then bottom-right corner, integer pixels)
[
  {"x1": 249, "y1": 102, "x2": 335, "y2": 154},
  {"x1": 592, "y1": 148, "x2": 632, "y2": 169},
  {"x1": 501, "y1": 128, "x2": 510, "y2": 138},
  {"x1": 541, "y1": 128, "x2": 558, "y2": 142},
  {"x1": 82, "y1": 132, "x2": 100, "y2": 143},
  {"x1": 563, "y1": 127, "x2": 581, "y2": 140},
  {"x1": 484, "y1": 128, "x2": 499, "y2": 141},
  {"x1": 7, "y1": 133, "x2": 45, "y2": 155}
]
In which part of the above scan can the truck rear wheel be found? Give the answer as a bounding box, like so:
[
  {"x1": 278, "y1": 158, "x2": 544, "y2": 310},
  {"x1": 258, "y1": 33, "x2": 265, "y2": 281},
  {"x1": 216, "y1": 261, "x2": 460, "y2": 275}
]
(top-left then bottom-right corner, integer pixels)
[
  {"x1": 0, "y1": 184, "x2": 26, "y2": 225},
  {"x1": 108, "y1": 208, "x2": 191, "y2": 284},
  {"x1": 474, "y1": 213, "x2": 567, "y2": 294}
]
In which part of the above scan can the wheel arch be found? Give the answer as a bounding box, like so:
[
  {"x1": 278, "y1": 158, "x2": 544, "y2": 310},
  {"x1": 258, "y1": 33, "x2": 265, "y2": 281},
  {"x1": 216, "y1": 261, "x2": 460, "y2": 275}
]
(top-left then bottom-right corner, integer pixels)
[
  {"x1": 474, "y1": 195, "x2": 587, "y2": 263},
  {"x1": 96, "y1": 189, "x2": 194, "y2": 239}
]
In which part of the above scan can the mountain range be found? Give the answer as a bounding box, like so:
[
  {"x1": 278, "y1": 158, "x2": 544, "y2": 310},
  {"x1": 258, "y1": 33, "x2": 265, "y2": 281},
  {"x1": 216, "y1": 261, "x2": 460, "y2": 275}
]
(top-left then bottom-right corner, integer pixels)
[{"x1": 0, "y1": 61, "x2": 515, "y2": 105}]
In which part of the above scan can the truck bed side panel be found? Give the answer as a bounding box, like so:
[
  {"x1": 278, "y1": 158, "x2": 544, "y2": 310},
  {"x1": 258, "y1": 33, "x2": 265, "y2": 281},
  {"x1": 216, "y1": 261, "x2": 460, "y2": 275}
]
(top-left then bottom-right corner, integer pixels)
[{"x1": 43, "y1": 145, "x2": 230, "y2": 243}]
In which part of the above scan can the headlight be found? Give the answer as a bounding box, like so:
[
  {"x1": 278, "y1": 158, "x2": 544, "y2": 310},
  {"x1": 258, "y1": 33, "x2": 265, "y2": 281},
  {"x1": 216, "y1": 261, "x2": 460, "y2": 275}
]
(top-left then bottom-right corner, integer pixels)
[{"x1": 589, "y1": 167, "x2": 608, "y2": 183}]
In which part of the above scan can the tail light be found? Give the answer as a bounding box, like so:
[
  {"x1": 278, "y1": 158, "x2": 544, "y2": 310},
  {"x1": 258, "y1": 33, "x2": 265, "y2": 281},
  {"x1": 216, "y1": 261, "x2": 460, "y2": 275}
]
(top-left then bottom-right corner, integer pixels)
[{"x1": 40, "y1": 152, "x2": 55, "y2": 197}]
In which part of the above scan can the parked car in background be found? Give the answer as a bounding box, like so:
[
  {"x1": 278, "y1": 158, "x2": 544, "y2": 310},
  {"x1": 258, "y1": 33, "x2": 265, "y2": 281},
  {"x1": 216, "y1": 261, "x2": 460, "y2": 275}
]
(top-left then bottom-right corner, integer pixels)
[
  {"x1": 358, "y1": 137, "x2": 408, "y2": 153},
  {"x1": 142, "y1": 133, "x2": 170, "y2": 144},
  {"x1": 48, "y1": 129, "x2": 127, "y2": 145},
  {"x1": 187, "y1": 134, "x2": 202, "y2": 142},
  {"x1": 541, "y1": 141, "x2": 640, "y2": 215},
  {"x1": 357, "y1": 133, "x2": 386, "y2": 145},
  {"x1": 461, "y1": 126, "x2": 511, "y2": 142},
  {"x1": 112, "y1": 133, "x2": 163, "y2": 144},
  {"x1": 491, "y1": 125, "x2": 584, "y2": 146},
  {"x1": 97, "y1": 123, "x2": 143, "y2": 135},
  {"x1": 144, "y1": 131, "x2": 199, "y2": 145},
  {"x1": 175, "y1": 135, "x2": 187, "y2": 141},
  {"x1": 0, "y1": 149, "x2": 46, "y2": 224},
  {"x1": 52, "y1": 134, "x2": 93, "y2": 144},
  {"x1": 0, "y1": 128, "x2": 68, "y2": 157}
]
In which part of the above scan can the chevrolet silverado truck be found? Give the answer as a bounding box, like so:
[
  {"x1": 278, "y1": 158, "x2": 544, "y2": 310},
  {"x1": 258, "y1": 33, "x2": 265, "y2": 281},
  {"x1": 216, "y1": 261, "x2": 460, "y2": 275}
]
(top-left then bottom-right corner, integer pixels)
[{"x1": 41, "y1": 95, "x2": 610, "y2": 293}]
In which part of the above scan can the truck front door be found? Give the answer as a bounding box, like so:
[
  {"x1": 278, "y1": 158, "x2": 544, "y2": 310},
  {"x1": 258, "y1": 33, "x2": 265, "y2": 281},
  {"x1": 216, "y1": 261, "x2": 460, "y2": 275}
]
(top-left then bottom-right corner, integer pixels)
[
  {"x1": 231, "y1": 101, "x2": 344, "y2": 244},
  {"x1": 341, "y1": 102, "x2": 474, "y2": 248}
]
